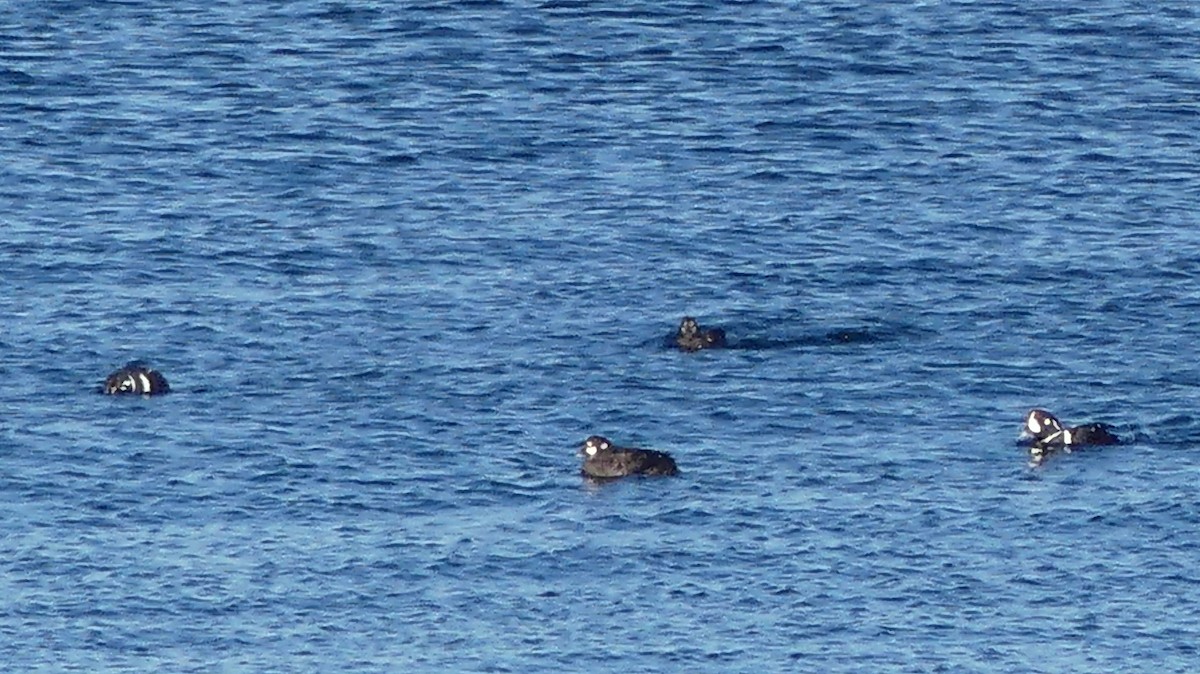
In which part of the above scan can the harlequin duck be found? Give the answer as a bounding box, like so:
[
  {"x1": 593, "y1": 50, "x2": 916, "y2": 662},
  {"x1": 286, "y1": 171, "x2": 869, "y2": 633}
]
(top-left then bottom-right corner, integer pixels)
[
  {"x1": 103, "y1": 362, "x2": 170, "y2": 395},
  {"x1": 578, "y1": 435, "x2": 679, "y2": 479},
  {"x1": 1022, "y1": 408, "x2": 1118, "y2": 463},
  {"x1": 673, "y1": 316, "x2": 726, "y2": 352}
]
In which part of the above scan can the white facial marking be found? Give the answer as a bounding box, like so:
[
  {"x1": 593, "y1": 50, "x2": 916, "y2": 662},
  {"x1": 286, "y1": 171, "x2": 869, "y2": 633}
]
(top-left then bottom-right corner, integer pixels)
[
  {"x1": 1027, "y1": 414, "x2": 1041, "y2": 434},
  {"x1": 137, "y1": 373, "x2": 152, "y2": 392},
  {"x1": 585, "y1": 445, "x2": 597, "y2": 456}
]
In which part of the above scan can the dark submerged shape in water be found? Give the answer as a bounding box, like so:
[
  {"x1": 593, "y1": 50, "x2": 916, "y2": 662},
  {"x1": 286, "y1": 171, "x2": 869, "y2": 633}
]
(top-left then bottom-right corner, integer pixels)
[
  {"x1": 1021, "y1": 408, "x2": 1118, "y2": 463},
  {"x1": 103, "y1": 362, "x2": 170, "y2": 395},
  {"x1": 579, "y1": 435, "x2": 679, "y2": 479},
  {"x1": 672, "y1": 316, "x2": 726, "y2": 352}
]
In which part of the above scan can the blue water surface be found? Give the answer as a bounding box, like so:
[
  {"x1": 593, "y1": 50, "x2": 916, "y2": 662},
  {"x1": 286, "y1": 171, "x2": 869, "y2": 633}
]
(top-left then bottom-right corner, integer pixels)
[{"x1": 3, "y1": 1, "x2": 1200, "y2": 672}]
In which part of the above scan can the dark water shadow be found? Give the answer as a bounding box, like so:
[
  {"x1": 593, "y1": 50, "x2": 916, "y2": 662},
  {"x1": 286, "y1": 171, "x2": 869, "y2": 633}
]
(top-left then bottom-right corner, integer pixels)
[
  {"x1": 655, "y1": 316, "x2": 930, "y2": 352},
  {"x1": 729, "y1": 327, "x2": 887, "y2": 350}
]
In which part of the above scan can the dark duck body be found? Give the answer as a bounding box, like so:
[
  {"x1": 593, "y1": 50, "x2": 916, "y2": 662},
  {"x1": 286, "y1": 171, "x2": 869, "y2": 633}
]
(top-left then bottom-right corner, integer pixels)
[
  {"x1": 672, "y1": 316, "x2": 726, "y2": 352},
  {"x1": 103, "y1": 362, "x2": 170, "y2": 395},
  {"x1": 1022, "y1": 408, "x2": 1118, "y2": 463},
  {"x1": 579, "y1": 435, "x2": 679, "y2": 479}
]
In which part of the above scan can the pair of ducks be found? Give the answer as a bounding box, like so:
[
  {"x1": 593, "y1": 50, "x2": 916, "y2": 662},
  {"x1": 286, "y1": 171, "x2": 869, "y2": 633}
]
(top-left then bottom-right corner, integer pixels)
[
  {"x1": 576, "y1": 317, "x2": 716, "y2": 479},
  {"x1": 103, "y1": 361, "x2": 685, "y2": 479},
  {"x1": 579, "y1": 409, "x2": 1120, "y2": 480},
  {"x1": 99, "y1": 316, "x2": 721, "y2": 396}
]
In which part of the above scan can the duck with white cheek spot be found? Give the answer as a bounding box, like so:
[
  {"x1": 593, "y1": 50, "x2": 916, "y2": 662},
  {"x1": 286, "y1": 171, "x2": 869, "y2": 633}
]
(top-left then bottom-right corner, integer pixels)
[
  {"x1": 1021, "y1": 408, "x2": 1119, "y2": 464},
  {"x1": 578, "y1": 436, "x2": 679, "y2": 480}
]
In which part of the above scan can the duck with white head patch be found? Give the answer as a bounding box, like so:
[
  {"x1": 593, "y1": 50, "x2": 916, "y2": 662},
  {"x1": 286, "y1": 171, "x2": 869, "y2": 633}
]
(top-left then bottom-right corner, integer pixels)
[
  {"x1": 103, "y1": 362, "x2": 170, "y2": 396},
  {"x1": 578, "y1": 435, "x2": 679, "y2": 479},
  {"x1": 1022, "y1": 408, "x2": 1118, "y2": 464},
  {"x1": 672, "y1": 316, "x2": 726, "y2": 352}
]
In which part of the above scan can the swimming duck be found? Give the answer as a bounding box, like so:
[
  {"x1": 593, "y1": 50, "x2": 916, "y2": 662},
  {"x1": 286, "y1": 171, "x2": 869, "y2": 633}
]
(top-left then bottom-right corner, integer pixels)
[
  {"x1": 1022, "y1": 408, "x2": 1118, "y2": 463},
  {"x1": 673, "y1": 316, "x2": 726, "y2": 352},
  {"x1": 103, "y1": 362, "x2": 170, "y2": 395},
  {"x1": 579, "y1": 435, "x2": 679, "y2": 479}
]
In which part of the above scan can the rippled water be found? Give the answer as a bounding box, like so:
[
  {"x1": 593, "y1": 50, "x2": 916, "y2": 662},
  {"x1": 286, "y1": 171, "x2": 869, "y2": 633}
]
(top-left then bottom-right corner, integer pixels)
[{"x1": 3, "y1": 1, "x2": 1200, "y2": 672}]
